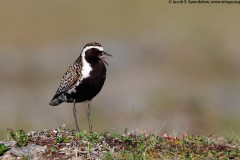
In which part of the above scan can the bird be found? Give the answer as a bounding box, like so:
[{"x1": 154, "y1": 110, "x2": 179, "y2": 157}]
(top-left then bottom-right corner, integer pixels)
[{"x1": 49, "y1": 42, "x2": 112, "y2": 132}]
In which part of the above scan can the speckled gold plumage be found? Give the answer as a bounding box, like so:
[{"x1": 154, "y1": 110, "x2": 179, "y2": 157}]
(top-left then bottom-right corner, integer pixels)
[{"x1": 55, "y1": 58, "x2": 82, "y2": 96}]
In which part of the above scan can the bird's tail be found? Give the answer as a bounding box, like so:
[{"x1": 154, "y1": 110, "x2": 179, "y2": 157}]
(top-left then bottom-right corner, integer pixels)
[{"x1": 49, "y1": 94, "x2": 65, "y2": 106}]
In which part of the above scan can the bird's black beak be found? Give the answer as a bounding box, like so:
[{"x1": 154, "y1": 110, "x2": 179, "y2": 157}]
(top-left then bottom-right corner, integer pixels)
[
  {"x1": 99, "y1": 51, "x2": 112, "y2": 66},
  {"x1": 99, "y1": 51, "x2": 112, "y2": 59},
  {"x1": 103, "y1": 52, "x2": 112, "y2": 57}
]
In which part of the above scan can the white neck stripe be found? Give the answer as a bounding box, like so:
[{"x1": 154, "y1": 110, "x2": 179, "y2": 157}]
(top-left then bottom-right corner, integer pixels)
[
  {"x1": 80, "y1": 45, "x2": 104, "y2": 80},
  {"x1": 80, "y1": 46, "x2": 103, "y2": 80}
]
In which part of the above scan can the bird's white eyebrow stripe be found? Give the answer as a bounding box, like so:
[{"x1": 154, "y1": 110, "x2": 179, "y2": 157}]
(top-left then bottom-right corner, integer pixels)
[{"x1": 82, "y1": 46, "x2": 104, "y2": 55}]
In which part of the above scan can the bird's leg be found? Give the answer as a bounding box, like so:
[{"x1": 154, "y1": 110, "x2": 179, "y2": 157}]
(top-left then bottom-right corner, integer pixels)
[
  {"x1": 87, "y1": 101, "x2": 92, "y2": 132},
  {"x1": 73, "y1": 100, "x2": 80, "y2": 132}
]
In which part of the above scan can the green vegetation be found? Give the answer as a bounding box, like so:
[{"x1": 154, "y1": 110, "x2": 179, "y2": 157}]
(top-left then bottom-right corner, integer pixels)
[
  {"x1": 1, "y1": 129, "x2": 239, "y2": 159},
  {"x1": 55, "y1": 133, "x2": 70, "y2": 144},
  {"x1": 75, "y1": 130, "x2": 102, "y2": 144},
  {"x1": 0, "y1": 143, "x2": 9, "y2": 156},
  {"x1": 7, "y1": 129, "x2": 28, "y2": 147}
]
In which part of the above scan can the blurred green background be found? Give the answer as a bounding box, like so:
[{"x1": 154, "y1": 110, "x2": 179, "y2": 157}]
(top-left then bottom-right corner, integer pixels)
[{"x1": 0, "y1": 0, "x2": 240, "y2": 138}]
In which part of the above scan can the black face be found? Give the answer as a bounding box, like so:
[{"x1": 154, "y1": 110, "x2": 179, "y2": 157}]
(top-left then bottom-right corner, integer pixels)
[{"x1": 85, "y1": 48, "x2": 103, "y2": 63}]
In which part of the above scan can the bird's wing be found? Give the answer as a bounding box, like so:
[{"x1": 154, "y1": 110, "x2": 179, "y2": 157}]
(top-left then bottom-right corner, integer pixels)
[{"x1": 55, "y1": 65, "x2": 80, "y2": 95}]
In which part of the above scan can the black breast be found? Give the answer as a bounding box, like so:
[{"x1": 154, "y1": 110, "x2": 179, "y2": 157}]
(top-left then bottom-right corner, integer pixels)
[{"x1": 66, "y1": 60, "x2": 106, "y2": 103}]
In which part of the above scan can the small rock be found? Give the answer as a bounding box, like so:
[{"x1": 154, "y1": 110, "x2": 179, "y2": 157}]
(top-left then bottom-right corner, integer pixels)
[
  {"x1": 10, "y1": 144, "x2": 45, "y2": 158},
  {"x1": 1, "y1": 151, "x2": 16, "y2": 160},
  {"x1": 0, "y1": 140, "x2": 16, "y2": 147}
]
